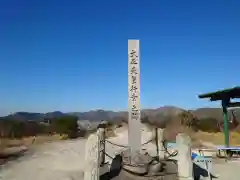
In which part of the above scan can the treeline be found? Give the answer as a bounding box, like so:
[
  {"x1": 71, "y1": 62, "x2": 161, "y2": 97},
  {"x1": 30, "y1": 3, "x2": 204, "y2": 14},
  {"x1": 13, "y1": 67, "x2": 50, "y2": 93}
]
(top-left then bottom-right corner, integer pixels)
[
  {"x1": 0, "y1": 115, "x2": 85, "y2": 139},
  {"x1": 141, "y1": 111, "x2": 239, "y2": 133},
  {"x1": 1, "y1": 111, "x2": 239, "y2": 139}
]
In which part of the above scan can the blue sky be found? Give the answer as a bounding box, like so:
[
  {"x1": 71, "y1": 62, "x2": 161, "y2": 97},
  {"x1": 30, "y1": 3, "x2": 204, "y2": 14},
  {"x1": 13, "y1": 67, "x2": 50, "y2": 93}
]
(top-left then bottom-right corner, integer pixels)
[{"x1": 1, "y1": 0, "x2": 240, "y2": 116}]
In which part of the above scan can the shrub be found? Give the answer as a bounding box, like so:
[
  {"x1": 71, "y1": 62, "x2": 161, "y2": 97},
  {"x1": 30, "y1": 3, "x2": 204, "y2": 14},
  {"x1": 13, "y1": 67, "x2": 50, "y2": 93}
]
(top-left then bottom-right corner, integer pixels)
[{"x1": 196, "y1": 118, "x2": 220, "y2": 132}]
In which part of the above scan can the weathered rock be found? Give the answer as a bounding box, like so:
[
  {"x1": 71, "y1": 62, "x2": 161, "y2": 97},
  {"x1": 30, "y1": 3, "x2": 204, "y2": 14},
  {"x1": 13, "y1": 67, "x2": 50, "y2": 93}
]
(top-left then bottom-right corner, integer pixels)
[
  {"x1": 176, "y1": 133, "x2": 193, "y2": 180},
  {"x1": 121, "y1": 149, "x2": 153, "y2": 175},
  {"x1": 120, "y1": 159, "x2": 178, "y2": 180},
  {"x1": 84, "y1": 133, "x2": 100, "y2": 180},
  {"x1": 147, "y1": 160, "x2": 162, "y2": 174},
  {"x1": 156, "y1": 128, "x2": 165, "y2": 160}
]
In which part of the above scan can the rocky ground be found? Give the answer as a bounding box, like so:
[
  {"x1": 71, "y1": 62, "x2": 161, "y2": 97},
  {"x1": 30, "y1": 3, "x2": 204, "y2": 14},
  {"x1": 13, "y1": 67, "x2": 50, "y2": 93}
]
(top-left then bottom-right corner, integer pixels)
[
  {"x1": 0, "y1": 126, "x2": 240, "y2": 180},
  {"x1": 0, "y1": 139, "x2": 86, "y2": 180}
]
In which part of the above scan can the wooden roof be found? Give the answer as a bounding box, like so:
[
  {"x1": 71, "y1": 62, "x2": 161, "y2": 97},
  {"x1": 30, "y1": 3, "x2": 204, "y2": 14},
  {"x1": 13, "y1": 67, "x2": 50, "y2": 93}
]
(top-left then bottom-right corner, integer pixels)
[{"x1": 198, "y1": 86, "x2": 240, "y2": 101}]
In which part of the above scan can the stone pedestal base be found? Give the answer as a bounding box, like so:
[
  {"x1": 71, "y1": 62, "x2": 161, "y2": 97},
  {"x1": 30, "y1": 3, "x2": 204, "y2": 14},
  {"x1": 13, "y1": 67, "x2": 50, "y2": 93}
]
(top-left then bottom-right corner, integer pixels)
[
  {"x1": 119, "y1": 149, "x2": 178, "y2": 180},
  {"x1": 121, "y1": 149, "x2": 153, "y2": 175},
  {"x1": 120, "y1": 159, "x2": 178, "y2": 180}
]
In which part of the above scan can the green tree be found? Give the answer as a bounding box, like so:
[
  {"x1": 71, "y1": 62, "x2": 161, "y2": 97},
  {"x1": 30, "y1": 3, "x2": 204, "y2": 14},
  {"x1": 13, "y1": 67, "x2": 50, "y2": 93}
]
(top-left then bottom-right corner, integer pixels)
[
  {"x1": 197, "y1": 118, "x2": 219, "y2": 132},
  {"x1": 179, "y1": 111, "x2": 198, "y2": 128},
  {"x1": 51, "y1": 115, "x2": 79, "y2": 138}
]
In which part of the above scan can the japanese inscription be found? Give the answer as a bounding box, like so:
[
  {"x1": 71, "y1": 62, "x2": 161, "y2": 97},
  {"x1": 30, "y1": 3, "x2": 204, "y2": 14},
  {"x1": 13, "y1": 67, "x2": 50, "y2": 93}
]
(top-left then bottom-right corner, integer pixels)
[
  {"x1": 129, "y1": 48, "x2": 140, "y2": 119},
  {"x1": 128, "y1": 40, "x2": 141, "y2": 154}
]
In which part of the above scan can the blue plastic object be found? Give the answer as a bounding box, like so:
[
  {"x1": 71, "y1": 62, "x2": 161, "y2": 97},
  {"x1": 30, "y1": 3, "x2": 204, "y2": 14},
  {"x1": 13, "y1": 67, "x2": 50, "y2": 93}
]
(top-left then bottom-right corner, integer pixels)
[{"x1": 191, "y1": 152, "x2": 198, "y2": 160}]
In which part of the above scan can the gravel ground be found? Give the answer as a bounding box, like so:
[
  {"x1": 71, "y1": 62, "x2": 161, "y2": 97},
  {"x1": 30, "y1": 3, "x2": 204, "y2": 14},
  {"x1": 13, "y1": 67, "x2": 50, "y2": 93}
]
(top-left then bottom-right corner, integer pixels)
[
  {"x1": 0, "y1": 126, "x2": 154, "y2": 180},
  {"x1": 211, "y1": 159, "x2": 240, "y2": 180},
  {"x1": 0, "y1": 139, "x2": 87, "y2": 180},
  {"x1": 0, "y1": 127, "x2": 240, "y2": 180}
]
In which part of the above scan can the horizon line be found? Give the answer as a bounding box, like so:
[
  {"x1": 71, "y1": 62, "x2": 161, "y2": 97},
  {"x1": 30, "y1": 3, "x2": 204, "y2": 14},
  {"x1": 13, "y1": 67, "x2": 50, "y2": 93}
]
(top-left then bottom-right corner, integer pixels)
[{"x1": 2, "y1": 105, "x2": 222, "y2": 117}]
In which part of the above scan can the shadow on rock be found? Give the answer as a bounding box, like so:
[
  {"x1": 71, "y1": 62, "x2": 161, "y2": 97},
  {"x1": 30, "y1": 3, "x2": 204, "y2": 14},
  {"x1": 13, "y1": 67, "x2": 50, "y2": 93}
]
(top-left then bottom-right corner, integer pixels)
[
  {"x1": 193, "y1": 162, "x2": 218, "y2": 180},
  {"x1": 100, "y1": 154, "x2": 122, "y2": 180}
]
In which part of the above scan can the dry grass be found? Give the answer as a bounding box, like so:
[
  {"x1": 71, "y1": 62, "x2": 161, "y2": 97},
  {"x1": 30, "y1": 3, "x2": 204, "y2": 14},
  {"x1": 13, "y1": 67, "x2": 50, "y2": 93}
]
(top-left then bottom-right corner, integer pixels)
[
  {"x1": 23, "y1": 134, "x2": 66, "y2": 145},
  {"x1": 0, "y1": 134, "x2": 66, "y2": 150},
  {"x1": 105, "y1": 128, "x2": 116, "y2": 138},
  {"x1": 193, "y1": 131, "x2": 240, "y2": 146},
  {"x1": 0, "y1": 135, "x2": 66, "y2": 161}
]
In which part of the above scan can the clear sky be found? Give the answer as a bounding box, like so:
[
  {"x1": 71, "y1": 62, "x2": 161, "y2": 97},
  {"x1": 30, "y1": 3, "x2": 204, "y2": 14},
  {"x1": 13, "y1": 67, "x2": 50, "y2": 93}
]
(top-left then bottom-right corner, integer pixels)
[{"x1": 1, "y1": 0, "x2": 240, "y2": 116}]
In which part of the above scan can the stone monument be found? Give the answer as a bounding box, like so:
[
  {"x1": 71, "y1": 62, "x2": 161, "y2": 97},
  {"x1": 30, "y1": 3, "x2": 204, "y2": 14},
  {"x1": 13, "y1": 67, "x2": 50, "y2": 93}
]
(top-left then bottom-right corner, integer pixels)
[{"x1": 128, "y1": 39, "x2": 141, "y2": 157}]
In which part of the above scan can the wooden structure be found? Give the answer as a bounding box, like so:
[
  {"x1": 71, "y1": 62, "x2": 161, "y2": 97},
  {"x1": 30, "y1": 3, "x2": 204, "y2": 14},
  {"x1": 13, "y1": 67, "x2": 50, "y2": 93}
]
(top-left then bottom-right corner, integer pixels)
[{"x1": 198, "y1": 86, "x2": 240, "y2": 147}]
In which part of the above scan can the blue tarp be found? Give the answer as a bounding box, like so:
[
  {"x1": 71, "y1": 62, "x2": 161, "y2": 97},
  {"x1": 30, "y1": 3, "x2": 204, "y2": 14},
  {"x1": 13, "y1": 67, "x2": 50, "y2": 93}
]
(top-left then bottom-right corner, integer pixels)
[
  {"x1": 167, "y1": 142, "x2": 212, "y2": 160},
  {"x1": 192, "y1": 152, "x2": 198, "y2": 159}
]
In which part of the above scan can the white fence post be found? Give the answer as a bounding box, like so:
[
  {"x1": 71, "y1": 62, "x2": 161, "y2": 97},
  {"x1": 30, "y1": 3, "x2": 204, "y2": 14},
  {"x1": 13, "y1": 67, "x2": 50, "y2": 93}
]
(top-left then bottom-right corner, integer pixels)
[
  {"x1": 98, "y1": 122, "x2": 106, "y2": 166},
  {"x1": 156, "y1": 128, "x2": 165, "y2": 160},
  {"x1": 84, "y1": 132, "x2": 100, "y2": 180},
  {"x1": 176, "y1": 133, "x2": 193, "y2": 180}
]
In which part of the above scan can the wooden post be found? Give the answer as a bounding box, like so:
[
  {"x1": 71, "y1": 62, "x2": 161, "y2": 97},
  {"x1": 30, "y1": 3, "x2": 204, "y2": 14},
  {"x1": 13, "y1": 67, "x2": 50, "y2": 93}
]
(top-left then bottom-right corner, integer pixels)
[
  {"x1": 84, "y1": 132, "x2": 100, "y2": 180},
  {"x1": 222, "y1": 99, "x2": 230, "y2": 147},
  {"x1": 128, "y1": 39, "x2": 141, "y2": 157},
  {"x1": 176, "y1": 133, "x2": 193, "y2": 180}
]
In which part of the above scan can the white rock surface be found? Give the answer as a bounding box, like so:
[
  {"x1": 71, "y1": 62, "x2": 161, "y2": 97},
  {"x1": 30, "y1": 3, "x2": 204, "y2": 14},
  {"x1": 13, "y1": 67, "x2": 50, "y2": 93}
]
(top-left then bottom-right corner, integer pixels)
[{"x1": 84, "y1": 133, "x2": 100, "y2": 180}]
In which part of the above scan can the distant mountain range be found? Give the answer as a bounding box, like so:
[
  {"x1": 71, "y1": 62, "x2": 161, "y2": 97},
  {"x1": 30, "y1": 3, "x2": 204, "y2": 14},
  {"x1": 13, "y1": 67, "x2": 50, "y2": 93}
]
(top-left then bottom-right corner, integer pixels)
[{"x1": 1, "y1": 106, "x2": 240, "y2": 122}]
